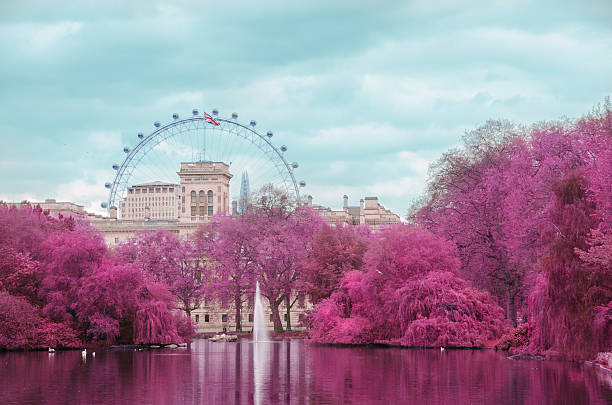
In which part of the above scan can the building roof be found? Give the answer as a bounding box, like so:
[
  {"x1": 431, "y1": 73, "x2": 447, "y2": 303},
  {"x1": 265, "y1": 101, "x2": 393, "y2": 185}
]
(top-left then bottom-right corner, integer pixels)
[{"x1": 130, "y1": 181, "x2": 178, "y2": 187}]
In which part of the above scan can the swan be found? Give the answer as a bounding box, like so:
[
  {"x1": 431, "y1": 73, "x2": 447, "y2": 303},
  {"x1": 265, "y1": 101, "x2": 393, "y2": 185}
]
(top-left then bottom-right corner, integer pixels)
[
  {"x1": 440, "y1": 347, "x2": 445, "y2": 352},
  {"x1": 48, "y1": 348, "x2": 55, "y2": 353},
  {"x1": 81, "y1": 348, "x2": 87, "y2": 357}
]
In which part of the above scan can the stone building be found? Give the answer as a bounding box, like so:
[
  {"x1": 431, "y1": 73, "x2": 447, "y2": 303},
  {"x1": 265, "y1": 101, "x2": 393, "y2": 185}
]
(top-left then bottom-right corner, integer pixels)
[
  {"x1": 177, "y1": 161, "x2": 231, "y2": 222},
  {"x1": 308, "y1": 194, "x2": 401, "y2": 229},
  {"x1": 189, "y1": 295, "x2": 312, "y2": 333},
  {"x1": 120, "y1": 181, "x2": 178, "y2": 220}
]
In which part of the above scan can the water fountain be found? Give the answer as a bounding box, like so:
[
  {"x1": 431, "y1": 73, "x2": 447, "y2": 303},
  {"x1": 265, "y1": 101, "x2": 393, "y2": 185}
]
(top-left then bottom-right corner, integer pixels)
[
  {"x1": 253, "y1": 281, "x2": 269, "y2": 342},
  {"x1": 253, "y1": 281, "x2": 269, "y2": 405}
]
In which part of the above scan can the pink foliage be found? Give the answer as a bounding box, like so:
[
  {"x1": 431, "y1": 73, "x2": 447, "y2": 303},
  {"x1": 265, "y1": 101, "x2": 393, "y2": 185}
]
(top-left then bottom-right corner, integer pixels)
[
  {"x1": 133, "y1": 301, "x2": 182, "y2": 345},
  {"x1": 0, "y1": 291, "x2": 80, "y2": 350},
  {"x1": 397, "y1": 272, "x2": 506, "y2": 347},
  {"x1": 114, "y1": 230, "x2": 207, "y2": 316},
  {"x1": 303, "y1": 223, "x2": 369, "y2": 304},
  {"x1": 0, "y1": 204, "x2": 188, "y2": 348},
  {"x1": 0, "y1": 245, "x2": 40, "y2": 302},
  {"x1": 528, "y1": 172, "x2": 611, "y2": 358},
  {"x1": 204, "y1": 204, "x2": 322, "y2": 332},
  {"x1": 173, "y1": 313, "x2": 196, "y2": 343},
  {"x1": 494, "y1": 323, "x2": 533, "y2": 353},
  {"x1": 311, "y1": 226, "x2": 507, "y2": 347}
]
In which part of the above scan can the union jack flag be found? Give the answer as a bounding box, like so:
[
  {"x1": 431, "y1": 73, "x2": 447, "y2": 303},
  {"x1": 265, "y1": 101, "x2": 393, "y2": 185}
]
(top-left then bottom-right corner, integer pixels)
[{"x1": 204, "y1": 112, "x2": 219, "y2": 126}]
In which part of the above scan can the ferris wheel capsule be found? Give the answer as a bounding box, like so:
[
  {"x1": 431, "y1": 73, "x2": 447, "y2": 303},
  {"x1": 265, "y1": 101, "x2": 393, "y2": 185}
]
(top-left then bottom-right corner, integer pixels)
[
  {"x1": 106, "y1": 112, "x2": 303, "y2": 213},
  {"x1": 101, "y1": 202, "x2": 108, "y2": 209}
]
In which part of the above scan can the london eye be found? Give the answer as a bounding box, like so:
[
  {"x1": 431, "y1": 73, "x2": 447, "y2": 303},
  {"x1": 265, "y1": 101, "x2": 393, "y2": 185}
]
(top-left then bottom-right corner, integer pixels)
[{"x1": 102, "y1": 109, "x2": 306, "y2": 214}]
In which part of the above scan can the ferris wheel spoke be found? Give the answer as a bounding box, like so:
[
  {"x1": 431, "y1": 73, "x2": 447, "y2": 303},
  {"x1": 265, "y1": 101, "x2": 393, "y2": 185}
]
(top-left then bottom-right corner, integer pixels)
[{"x1": 106, "y1": 115, "x2": 300, "y2": 211}]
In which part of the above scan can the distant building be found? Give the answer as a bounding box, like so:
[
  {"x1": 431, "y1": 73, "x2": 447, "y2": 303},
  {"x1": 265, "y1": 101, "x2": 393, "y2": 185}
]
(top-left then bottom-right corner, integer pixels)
[
  {"x1": 238, "y1": 170, "x2": 250, "y2": 214},
  {"x1": 120, "y1": 181, "x2": 178, "y2": 220},
  {"x1": 177, "y1": 161, "x2": 232, "y2": 222},
  {"x1": 308, "y1": 194, "x2": 401, "y2": 229}
]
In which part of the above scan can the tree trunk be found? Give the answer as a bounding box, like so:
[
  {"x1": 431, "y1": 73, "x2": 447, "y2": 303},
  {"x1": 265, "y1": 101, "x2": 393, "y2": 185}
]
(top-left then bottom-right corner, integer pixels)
[
  {"x1": 235, "y1": 294, "x2": 242, "y2": 332},
  {"x1": 270, "y1": 299, "x2": 284, "y2": 333},
  {"x1": 285, "y1": 295, "x2": 292, "y2": 331},
  {"x1": 507, "y1": 289, "x2": 517, "y2": 327}
]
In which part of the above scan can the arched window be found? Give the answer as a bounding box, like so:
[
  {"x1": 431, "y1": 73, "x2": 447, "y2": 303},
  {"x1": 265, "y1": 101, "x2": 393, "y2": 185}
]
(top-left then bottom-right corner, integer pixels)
[
  {"x1": 199, "y1": 190, "x2": 205, "y2": 203},
  {"x1": 207, "y1": 190, "x2": 213, "y2": 203},
  {"x1": 190, "y1": 190, "x2": 196, "y2": 202}
]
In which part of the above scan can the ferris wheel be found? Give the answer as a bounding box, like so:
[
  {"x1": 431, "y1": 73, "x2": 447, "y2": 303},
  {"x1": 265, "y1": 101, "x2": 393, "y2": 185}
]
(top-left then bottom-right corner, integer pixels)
[{"x1": 102, "y1": 109, "x2": 306, "y2": 212}]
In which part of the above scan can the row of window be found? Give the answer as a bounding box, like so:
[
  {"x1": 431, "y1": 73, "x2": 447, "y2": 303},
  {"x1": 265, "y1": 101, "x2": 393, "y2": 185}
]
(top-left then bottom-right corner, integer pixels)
[
  {"x1": 129, "y1": 187, "x2": 175, "y2": 194},
  {"x1": 193, "y1": 313, "x2": 292, "y2": 323},
  {"x1": 191, "y1": 206, "x2": 214, "y2": 216},
  {"x1": 129, "y1": 196, "x2": 175, "y2": 201},
  {"x1": 190, "y1": 190, "x2": 214, "y2": 203}
]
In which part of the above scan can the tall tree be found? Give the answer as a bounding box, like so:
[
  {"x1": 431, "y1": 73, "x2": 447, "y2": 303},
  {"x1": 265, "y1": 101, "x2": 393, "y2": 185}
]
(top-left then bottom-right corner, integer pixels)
[
  {"x1": 412, "y1": 121, "x2": 525, "y2": 324},
  {"x1": 302, "y1": 223, "x2": 369, "y2": 304},
  {"x1": 529, "y1": 171, "x2": 609, "y2": 359},
  {"x1": 252, "y1": 205, "x2": 322, "y2": 332},
  {"x1": 114, "y1": 230, "x2": 207, "y2": 317},
  {"x1": 197, "y1": 214, "x2": 257, "y2": 332}
]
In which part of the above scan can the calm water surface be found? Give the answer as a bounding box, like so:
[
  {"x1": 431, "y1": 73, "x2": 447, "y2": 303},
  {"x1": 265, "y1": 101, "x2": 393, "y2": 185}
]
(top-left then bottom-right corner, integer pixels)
[{"x1": 1, "y1": 339, "x2": 611, "y2": 404}]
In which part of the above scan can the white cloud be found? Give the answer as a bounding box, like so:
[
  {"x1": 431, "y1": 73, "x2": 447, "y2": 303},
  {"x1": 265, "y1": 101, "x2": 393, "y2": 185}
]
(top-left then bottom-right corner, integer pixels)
[
  {"x1": 29, "y1": 21, "x2": 83, "y2": 50},
  {"x1": 55, "y1": 171, "x2": 109, "y2": 215},
  {"x1": 153, "y1": 91, "x2": 205, "y2": 110}
]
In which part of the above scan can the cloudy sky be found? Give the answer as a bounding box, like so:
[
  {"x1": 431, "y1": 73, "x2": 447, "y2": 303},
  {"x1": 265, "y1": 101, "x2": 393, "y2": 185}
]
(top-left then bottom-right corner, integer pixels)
[{"x1": 1, "y1": 0, "x2": 611, "y2": 216}]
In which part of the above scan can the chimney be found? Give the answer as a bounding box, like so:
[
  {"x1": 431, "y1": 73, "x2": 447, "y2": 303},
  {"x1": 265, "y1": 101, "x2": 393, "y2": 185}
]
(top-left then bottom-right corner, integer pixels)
[
  {"x1": 307, "y1": 195, "x2": 313, "y2": 206},
  {"x1": 343, "y1": 195, "x2": 348, "y2": 209},
  {"x1": 232, "y1": 200, "x2": 238, "y2": 215},
  {"x1": 109, "y1": 206, "x2": 118, "y2": 219}
]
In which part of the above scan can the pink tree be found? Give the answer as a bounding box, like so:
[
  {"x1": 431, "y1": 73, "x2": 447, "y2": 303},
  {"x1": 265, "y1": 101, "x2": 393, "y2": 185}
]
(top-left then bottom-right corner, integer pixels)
[
  {"x1": 528, "y1": 171, "x2": 610, "y2": 359},
  {"x1": 249, "y1": 203, "x2": 322, "y2": 332},
  {"x1": 115, "y1": 230, "x2": 207, "y2": 317},
  {"x1": 310, "y1": 225, "x2": 507, "y2": 347},
  {"x1": 0, "y1": 291, "x2": 81, "y2": 350},
  {"x1": 412, "y1": 121, "x2": 526, "y2": 324},
  {"x1": 38, "y1": 229, "x2": 106, "y2": 324},
  {"x1": 0, "y1": 245, "x2": 40, "y2": 303},
  {"x1": 197, "y1": 213, "x2": 258, "y2": 332},
  {"x1": 302, "y1": 223, "x2": 368, "y2": 304}
]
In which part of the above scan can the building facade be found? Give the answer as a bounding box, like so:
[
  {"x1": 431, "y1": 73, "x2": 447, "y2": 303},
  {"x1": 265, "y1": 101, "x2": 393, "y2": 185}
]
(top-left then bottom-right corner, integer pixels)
[
  {"x1": 121, "y1": 181, "x2": 178, "y2": 220},
  {"x1": 177, "y1": 161, "x2": 231, "y2": 222},
  {"x1": 308, "y1": 194, "x2": 401, "y2": 229}
]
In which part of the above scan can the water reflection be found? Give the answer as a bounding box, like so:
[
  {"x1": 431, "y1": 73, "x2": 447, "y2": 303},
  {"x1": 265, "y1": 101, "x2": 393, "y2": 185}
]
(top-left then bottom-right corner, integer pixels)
[{"x1": 0, "y1": 340, "x2": 610, "y2": 404}]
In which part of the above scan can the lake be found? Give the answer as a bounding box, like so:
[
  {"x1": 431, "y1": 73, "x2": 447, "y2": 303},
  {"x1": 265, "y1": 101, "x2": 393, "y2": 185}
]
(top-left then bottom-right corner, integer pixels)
[{"x1": 1, "y1": 339, "x2": 610, "y2": 404}]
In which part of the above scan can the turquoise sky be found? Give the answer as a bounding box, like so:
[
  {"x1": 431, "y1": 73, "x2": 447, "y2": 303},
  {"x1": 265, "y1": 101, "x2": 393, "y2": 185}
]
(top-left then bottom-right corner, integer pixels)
[{"x1": 1, "y1": 0, "x2": 611, "y2": 216}]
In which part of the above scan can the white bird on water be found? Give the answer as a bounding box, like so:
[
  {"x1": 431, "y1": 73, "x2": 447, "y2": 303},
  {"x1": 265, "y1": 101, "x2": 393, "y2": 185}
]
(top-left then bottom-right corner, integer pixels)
[
  {"x1": 48, "y1": 348, "x2": 55, "y2": 353},
  {"x1": 92, "y1": 352, "x2": 95, "y2": 358},
  {"x1": 82, "y1": 348, "x2": 87, "y2": 358},
  {"x1": 440, "y1": 347, "x2": 445, "y2": 352}
]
